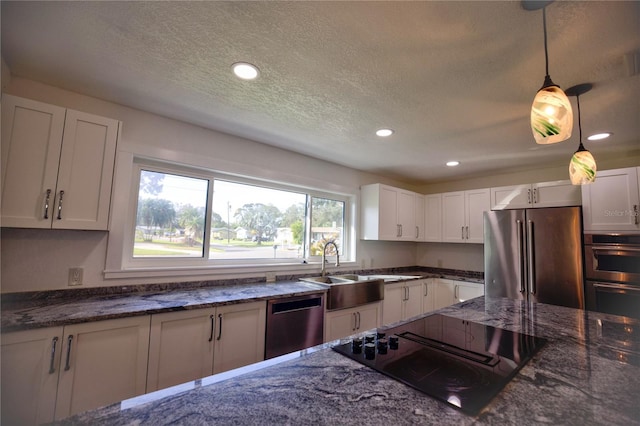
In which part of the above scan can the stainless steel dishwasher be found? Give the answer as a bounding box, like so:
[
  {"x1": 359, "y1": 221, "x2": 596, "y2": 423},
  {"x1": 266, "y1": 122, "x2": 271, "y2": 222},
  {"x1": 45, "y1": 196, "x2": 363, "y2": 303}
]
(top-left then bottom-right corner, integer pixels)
[{"x1": 265, "y1": 293, "x2": 325, "y2": 359}]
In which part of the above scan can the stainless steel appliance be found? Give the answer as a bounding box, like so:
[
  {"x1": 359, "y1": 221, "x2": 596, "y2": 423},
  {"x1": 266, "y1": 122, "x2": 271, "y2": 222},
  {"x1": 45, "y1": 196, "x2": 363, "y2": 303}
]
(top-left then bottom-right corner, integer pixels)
[
  {"x1": 584, "y1": 233, "x2": 640, "y2": 319},
  {"x1": 265, "y1": 293, "x2": 325, "y2": 359},
  {"x1": 332, "y1": 314, "x2": 546, "y2": 415},
  {"x1": 484, "y1": 207, "x2": 584, "y2": 309}
]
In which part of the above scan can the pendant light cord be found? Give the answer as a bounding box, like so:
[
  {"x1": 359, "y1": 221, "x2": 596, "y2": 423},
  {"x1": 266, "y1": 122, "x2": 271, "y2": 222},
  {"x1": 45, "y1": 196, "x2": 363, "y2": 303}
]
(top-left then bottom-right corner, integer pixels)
[{"x1": 543, "y1": 7, "x2": 549, "y2": 77}]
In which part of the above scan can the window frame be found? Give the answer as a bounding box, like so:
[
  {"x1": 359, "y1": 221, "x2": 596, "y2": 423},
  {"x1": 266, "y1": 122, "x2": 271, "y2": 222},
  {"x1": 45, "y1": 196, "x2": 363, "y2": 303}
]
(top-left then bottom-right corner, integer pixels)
[{"x1": 120, "y1": 158, "x2": 355, "y2": 272}]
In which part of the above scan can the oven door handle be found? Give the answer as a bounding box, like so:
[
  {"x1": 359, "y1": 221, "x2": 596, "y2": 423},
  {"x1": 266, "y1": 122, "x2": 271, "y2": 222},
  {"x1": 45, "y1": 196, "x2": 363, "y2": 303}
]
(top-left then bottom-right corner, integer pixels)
[
  {"x1": 593, "y1": 282, "x2": 640, "y2": 294},
  {"x1": 591, "y1": 246, "x2": 640, "y2": 256}
]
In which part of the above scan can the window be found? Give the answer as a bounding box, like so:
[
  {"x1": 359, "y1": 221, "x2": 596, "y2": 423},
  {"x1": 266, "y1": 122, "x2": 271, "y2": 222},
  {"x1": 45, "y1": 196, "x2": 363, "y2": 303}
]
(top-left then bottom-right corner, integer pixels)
[{"x1": 126, "y1": 162, "x2": 352, "y2": 269}]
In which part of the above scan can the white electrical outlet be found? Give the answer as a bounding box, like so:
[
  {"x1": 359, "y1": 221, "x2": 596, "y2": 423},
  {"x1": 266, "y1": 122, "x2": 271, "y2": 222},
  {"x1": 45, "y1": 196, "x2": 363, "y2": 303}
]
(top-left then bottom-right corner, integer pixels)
[
  {"x1": 265, "y1": 271, "x2": 276, "y2": 283},
  {"x1": 69, "y1": 267, "x2": 83, "y2": 286}
]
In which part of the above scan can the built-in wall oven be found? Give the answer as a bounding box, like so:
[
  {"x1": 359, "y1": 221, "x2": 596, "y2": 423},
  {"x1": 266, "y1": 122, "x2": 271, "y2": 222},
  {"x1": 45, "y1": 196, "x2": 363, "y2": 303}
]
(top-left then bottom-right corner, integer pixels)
[{"x1": 584, "y1": 234, "x2": 640, "y2": 319}]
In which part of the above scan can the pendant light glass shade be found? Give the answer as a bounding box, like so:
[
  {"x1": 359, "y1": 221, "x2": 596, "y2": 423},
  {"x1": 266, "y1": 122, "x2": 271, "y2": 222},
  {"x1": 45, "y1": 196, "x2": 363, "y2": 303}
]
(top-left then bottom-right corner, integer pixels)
[
  {"x1": 569, "y1": 143, "x2": 596, "y2": 185},
  {"x1": 531, "y1": 81, "x2": 573, "y2": 144},
  {"x1": 530, "y1": 6, "x2": 573, "y2": 145},
  {"x1": 566, "y1": 83, "x2": 596, "y2": 185}
]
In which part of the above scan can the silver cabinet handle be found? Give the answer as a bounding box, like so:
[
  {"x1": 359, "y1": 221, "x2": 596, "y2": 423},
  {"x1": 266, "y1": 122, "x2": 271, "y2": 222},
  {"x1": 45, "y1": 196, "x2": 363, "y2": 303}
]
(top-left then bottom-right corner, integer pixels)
[
  {"x1": 216, "y1": 313, "x2": 223, "y2": 341},
  {"x1": 208, "y1": 314, "x2": 215, "y2": 342},
  {"x1": 56, "y1": 190, "x2": 65, "y2": 220},
  {"x1": 49, "y1": 336, "x2": 59, "y2": 374},
  {"x1": 424, "y1": 284, "x2": 429, "y2": 297},
  {"x1": 64, "y1": 335, "x2": 73, "y2": 371},
  {"x1": 352, "y1": 312, "x2": 357, "y2": 331},
  {"x1": 465, "y1": 226, "x2": 469, "y2": 240},
  {"x1": 533, "y1": 188, "x2": 538, "y2": 204},
  {"x1": 527, "y1": 189, "x2": 532, "y2": 204},
  {"x1": 454, "y1": 285, "x2": 459, "y2": 300},
  {"x1": 635, "y1": 205, "x2": 639, "y2": 225},
  {"x1": 461, "y1": 226, "x2": 464, "y2": 240},
  {"x1": 356, "y1": 312, "x2": 361, "y2": 330},
  {"x1": 44, "y1": 189, "x2": 52, "y2": 219},
  {"x1": 416, "y1": 226, "x2": 419, "y2": 239},
  {"x1": 527, "y1": 220, "x2": 536, "y2": 294},
  {"x1": 516, "y1": 219, "x2": 526, "y2": 293}
]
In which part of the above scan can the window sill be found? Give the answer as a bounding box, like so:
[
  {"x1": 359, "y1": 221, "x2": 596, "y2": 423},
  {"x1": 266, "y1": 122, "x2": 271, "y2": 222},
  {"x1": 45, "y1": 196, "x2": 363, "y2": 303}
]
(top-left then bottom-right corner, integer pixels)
[{"x1": 104, "y1": 261, "x2": 358, "y2": 280}]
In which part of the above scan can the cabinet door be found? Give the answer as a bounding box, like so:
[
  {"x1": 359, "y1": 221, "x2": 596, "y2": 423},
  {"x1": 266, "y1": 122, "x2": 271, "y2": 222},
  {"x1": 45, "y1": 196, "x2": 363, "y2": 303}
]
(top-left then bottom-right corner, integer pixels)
[
  {"x1": 397, "y1": 189, "x2": 415, "y2": 240},
  {"x1": 1, "y1": 95, "x2": 66, "y2": 228},
  {"x1": 582, "y1": 167, "x2": 640, "y2": 231},
  {"x1": 378, "y1": 185, "x2": 399, "y2": 239},
  {"x1": 424, "y1": 194, "x2": 442, "y2": 242},
  {"x1": 53, "y1": 109, "x2": 119, "y2": 230},
  {"x1": 383, "y1": 283, "x2": 404, "y2": 325},
  {"x1": 325, "y1": 308, "x2": 357, "y2": 342},
  {"x1": 1, "y1": 327, "x2": 64, "y2": 425},
  {"x1": 423, "y1": 280, "x2": 436, "y2": 313},
  {"x1": 453, "y1": 281, "x2": 485, "y2": 303},
  {"x1": 442, "y1": 192, "x2": 465, "y2": 242},
  {"x1": 490, "y1": 185, "x2": 531, "y2": 210},
  {"x1": 414, "y1": 193, "x2": 425, "y2": 241},
  {"x1": 54, "y1": 316, "x2": 150, "y2": 420},
  {"x1": 357, "y1": 303, "x2": 382, "y2": 333},
  {"x1": 465, "y1": 188, "x2": 490, "y2": 243},
  {"x1": 404, "y1": 282, "x2": 424, "y2": 320},
  {"x1": 533, "y1": 180, "x2": 581, "y2": 208},
  {"x1": 213, "y1": 301, "x2": 266, "y2": 374},
  {"x1": 433, "y1": 279, "x2": 455, "y2": 309},
  {"x1": 146, "y1": 308, "x2": 216, "y2": 392}
]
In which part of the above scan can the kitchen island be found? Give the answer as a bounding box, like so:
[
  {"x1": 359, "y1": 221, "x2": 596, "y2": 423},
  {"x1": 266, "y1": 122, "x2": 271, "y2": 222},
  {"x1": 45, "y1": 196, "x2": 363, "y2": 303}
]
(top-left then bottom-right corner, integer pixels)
[{"x1": 57, "y1": 297, "x2": 639, "y2": 425}]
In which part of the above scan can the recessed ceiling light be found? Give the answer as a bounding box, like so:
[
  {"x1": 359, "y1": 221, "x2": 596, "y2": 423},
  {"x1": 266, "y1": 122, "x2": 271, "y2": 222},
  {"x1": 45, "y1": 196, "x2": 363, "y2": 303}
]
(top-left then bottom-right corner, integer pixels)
[
  {"x1": 232, "y1": 62, "x2": 260, "y2": 80},
  {"x1": 587, "y1": 132, "x2": 612, "y2": 141},
  {"x1": 376, "y1": 128, "x2": 394, "y2": 137},
  {"x1": 446, "y1": 161, "x2": 460, "y2": 167}
]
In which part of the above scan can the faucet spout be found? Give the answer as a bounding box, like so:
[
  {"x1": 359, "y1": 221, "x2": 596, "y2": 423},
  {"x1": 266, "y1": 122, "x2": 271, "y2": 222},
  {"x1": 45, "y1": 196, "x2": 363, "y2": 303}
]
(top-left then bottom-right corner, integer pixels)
[{"x1": 321, "y1": 240, "x2": 340, "y2": 277}]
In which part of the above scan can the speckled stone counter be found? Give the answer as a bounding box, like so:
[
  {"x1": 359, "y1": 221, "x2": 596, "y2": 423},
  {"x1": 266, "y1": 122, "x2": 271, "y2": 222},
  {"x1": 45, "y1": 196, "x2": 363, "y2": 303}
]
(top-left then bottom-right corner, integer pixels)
[
  {"x1": 56, "y1": 297, "x2": 639, "y2": 425},
  {"x1": 0, "y1": 268, "x2": 483, "y2": 332},
  {"x1": 0, "y1": 281, "x2": 328, "y2": 332}
]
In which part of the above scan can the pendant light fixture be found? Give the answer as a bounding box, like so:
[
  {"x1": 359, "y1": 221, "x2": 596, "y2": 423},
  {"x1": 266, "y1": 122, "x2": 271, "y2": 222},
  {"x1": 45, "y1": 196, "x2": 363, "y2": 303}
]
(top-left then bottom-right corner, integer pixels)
[
  {"x1": 525, "y1": 2, "x2": 573, "y2": 145},
  {"x1": 566, "y1": 83, "x2": 596, "y2": 185}
]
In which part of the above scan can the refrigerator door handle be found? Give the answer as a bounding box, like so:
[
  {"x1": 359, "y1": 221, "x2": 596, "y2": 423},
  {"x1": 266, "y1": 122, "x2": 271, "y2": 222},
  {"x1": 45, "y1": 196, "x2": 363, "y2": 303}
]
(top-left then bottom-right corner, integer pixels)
[
  {"x1": 517, "y1": 219, "x2": 526, "y2": 293},
  {"x1": 527, "y1": 219, "x2": 536, "y2": 294}
]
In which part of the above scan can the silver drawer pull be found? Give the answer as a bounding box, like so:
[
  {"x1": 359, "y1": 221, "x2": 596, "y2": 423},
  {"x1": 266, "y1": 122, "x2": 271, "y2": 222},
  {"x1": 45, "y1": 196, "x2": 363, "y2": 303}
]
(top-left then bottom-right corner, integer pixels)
[
  {"x1": 44, "y1": 189, "x2": 52, "y2": 219},
  {"x1": 49, "y1": 336, "x2": 59, "y2": 374},
  {"x1": 64, "y1": 335, "x2": 73, "y2": 371},
  {"x1": 56, "y1": 190, "x2": 65, "y2": 220}
]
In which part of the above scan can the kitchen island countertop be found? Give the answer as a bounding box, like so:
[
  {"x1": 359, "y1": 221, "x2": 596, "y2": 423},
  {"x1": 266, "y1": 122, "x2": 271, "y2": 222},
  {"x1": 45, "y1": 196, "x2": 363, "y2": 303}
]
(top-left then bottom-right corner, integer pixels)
[{"x1": 57, "y1": 297, "x2": 640, "y2": 425}]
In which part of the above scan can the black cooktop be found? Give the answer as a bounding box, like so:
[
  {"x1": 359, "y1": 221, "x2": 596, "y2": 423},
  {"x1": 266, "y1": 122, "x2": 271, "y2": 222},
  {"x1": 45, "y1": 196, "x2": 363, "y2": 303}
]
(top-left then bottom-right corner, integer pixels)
[{"x1": 332, "y1": 314, "x2": 547, "y2": 416}]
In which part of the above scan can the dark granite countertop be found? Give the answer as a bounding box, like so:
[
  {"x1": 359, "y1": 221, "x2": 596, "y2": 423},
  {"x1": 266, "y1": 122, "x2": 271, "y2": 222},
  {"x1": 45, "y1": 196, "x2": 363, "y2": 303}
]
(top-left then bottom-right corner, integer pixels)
[
  {"x1": 0, "y1": 268, "x2": 483, "y2": 333},
  {"x1": 56, "y1": 297, "x2": 640, "y2": 425}
]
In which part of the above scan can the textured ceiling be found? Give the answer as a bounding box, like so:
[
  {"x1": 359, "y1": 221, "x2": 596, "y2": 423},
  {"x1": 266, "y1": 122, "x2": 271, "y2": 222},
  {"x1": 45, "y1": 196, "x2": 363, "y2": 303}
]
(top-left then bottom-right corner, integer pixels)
[{"x1": 2, "y1": 1, "x2": 639, "y2": 184}]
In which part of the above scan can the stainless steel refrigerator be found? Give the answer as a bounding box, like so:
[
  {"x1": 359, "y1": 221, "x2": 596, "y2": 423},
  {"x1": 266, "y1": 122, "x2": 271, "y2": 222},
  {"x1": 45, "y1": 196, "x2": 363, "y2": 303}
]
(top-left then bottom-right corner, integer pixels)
[{"x1": 484, "y1": 206, "x2": 584, "y2": 309}]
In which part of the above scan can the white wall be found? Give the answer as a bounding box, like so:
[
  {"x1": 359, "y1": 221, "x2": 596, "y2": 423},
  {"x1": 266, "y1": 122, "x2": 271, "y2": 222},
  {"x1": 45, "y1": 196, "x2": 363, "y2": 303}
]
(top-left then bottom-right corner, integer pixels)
[{"x1": 0, "y1": 78, "x2": 418, "y2": 293}]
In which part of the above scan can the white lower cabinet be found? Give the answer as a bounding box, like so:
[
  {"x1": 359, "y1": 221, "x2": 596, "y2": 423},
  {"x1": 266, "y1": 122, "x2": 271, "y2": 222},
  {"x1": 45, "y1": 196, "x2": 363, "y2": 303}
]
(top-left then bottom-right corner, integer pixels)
[
  {"x1": 1, "y1": 326, "x2": 63, "y2": 425},
  {"x1": 423, "y1": 279, "x2": 436, "y2": 313},
  {"x1": 54, "y1": 316, "x2": 150, "y2": 421},
  {"x1": 429, "y1": 279, "x2": 484, "y2": 310},
  {"x1": 146, "y1": 301, "x2": 266, "y2": 392},
  {"x1": 324, "y1": 302, "x2": 382, "y2": 342},
  {"x1": 1, "y1": 316, "x2": 151, "y2": 424},
  {"x1": 433, "y1": 279, "x2": 456, "y2": 310},
  {"x1": 383, "y1": 280, "x2": 424, "y2": 325},
  {"x1": 453, "y1": 280, "x2": 485, "y2": 303}
]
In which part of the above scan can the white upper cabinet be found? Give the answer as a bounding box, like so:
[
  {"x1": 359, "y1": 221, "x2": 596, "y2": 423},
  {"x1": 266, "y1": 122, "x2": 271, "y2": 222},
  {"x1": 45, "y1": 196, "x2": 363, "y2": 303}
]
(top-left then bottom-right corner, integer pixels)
[
  {"x1": 361, "y1": 183, "x2": 419, "y2": 241},
  {"x1": 1, "y1": 95, "x2": 119, "y2": 230},
  {"x1": 491, "y1": 180, "x2": 581, "y2": 210},
  {"x1": 424, "y1": 193, "x2": 442, "y2": 242},
  {"x1": 582, "y1": 167, "x2": 640, "y2": 232},
  {"x1": 442, "y1": 188, "x2": 490, "y2": 243},
  {"x1": 414, "y1": 193, "x2": 425, "y2": 241}
]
